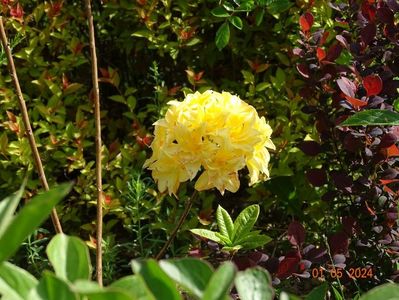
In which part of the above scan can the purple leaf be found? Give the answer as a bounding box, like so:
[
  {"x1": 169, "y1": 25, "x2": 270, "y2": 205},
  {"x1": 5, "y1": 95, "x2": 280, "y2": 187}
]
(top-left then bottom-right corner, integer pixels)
[
  {"x1": 361, "y1": 23, "x2": 376, "y2": 45},
  {"x1": 328, "y1": 231, "x2": 349, "y2": 255},
  {"x1": 379, "y1": 133, "x2": 397, "y2": 148},
  {"x1": 298, "y1": 141, "x2": 322, "y2": 156},
  {"x1": 333, "y1": 254, "x2": 346, "y2": 264},
  {"x1": 336, "y1": 34, "x2": 349, "y2": 49},
  {"x1": 303, "y1": 245, "x2": 328, "y2": 264},
  {"x1": 330, "y1": 171, "x2": 353, "y2": 191},
  {"x1": 342, "y1": 216, "x2": 360, "y2": 236},
  {"x1": 387, "y1": 0, "x2": 399, "y2": 12},
  {"x1": 293, "y1": 48, "x2": 305, "y2": 57},
  {"x1": 381, "y1": 168, "x2": 398, "y2": 179},
  {"x1": 306, "y1": 169, "x2": 327, "y2": 187},
  {"x1": 277, "y1": 251, "x2": 301, "y2": 279},
  {"x1": 325, "y1": 42, "x2": 343, "y2": 62},
  {"x1": 376, "y1": 7, "x2": 394, "y2": 24},
  {"x1": 287, "y1": 221, "x2": 306, "y2": 246},
  {"x1": 337, "y1": 77, "x2": 356, "y2": 97},
  {"x1": 296, "y1": 63, "x2": 310, "y2": 78}
]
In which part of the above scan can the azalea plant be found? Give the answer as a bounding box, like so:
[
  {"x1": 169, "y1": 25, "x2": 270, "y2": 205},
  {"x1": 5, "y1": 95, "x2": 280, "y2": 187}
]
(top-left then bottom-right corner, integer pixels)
[
  {"x1": 144, "y1": 90, "x2": 275, "y2": 258},
  {"x1": 191, "y1": 204, "x2": 272, "y2": 253}
]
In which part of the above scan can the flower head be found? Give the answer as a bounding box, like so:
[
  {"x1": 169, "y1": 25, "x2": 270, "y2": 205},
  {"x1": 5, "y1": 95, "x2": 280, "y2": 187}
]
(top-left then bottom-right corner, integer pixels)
[{"x1": 144, "y1": 90, "x2": 275, "y2": 196}]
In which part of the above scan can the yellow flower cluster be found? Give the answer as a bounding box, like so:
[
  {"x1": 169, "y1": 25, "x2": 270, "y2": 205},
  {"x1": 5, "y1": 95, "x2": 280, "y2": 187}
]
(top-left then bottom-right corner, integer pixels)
[{"x1": 144, "y1": 90, "x2": 275, "y2": 196}]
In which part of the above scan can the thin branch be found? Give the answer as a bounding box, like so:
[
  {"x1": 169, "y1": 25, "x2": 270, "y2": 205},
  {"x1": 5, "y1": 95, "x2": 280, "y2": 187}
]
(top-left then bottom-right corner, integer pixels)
[
  {"x1": 156, "y1": 190, "x2": 198, "y2": 260},
  {"x1": 85, "y1": 0, "x2": 103, "y2": 286},
  {"x1": 0, "y1": 17, "x2": 63, "y2": 234}
]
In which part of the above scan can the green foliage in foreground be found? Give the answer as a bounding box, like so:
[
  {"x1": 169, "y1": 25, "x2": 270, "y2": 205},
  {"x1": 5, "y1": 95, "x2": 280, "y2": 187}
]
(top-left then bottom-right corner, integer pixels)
[
  {"x1": 0, "y1": 187, "x2": 396, "y2": 300},
  {"x1": 0, "y1": 232, "x2": 276, "y2": 300},
  {"x1": 0, "y1": 183, "x2": 72, "y2": 264},
  {"x1": 0, "y1": 231, "x2": 396, "y2": 300}
]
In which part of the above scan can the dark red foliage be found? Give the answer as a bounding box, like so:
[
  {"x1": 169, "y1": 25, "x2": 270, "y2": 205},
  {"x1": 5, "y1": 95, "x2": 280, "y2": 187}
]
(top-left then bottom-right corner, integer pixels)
[
  {"x1": 306, "y1": 169, "x2": 327, "y2": 187},
  {"x1": 287, "y1": 221, "x2": 306, "y2": 247},
  {"x1": 298, "y1": 141, "x2": 322, "y2": 156},
  {"x1": 361, "y1": 23, "x2": 377, "y2": 45},
  {"x1": 337, "y1": 77, "x2": 356, "y2": 98},
  {"x1": 342, "y1": 216, "x2": 361, "y2": 236},
  {"x1": 10, "y1": 3, "x2": 23, "y2": 21},
  {"x1": 363, "y1": 75, "x2": 383, "y2": 96},
  {"x1": 325, "y1": 42, "x2": 343, "y2": 62},
  {"x1": 379, "y1": 133, "x2": 398, "y2": 148},
  {"x1": 277, "y1": 251, "x2": 301, "y2": 279},
  {"x1": 299, "y1": 12, "x2": 314, "y2": 32},
  {"x1": 296, "y1": 63, "x2": 310, "y2": 78},
  {"x1": 329, "y1": 231, "x2": 349, "y2": 255},
  {"x1": 295, "y1": 0, "x2": 399, "y2": 289}
]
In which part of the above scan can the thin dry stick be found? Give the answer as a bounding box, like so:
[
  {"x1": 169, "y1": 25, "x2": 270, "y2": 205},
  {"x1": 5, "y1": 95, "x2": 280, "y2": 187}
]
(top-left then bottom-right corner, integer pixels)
[
  {"x1": 0, "y1": 17, "x2": 63, "y2": 234},
  {"x1": 85, "y1": 0, "x2": 103, "y2": 286},
  {"x1": 156, "y1": 190, "x2": 199, "y2": 260}
]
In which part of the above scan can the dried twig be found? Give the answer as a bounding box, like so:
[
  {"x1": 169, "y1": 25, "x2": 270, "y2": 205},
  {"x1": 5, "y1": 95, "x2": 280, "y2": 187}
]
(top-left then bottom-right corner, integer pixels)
[
  {"x1": 156, "y1": 191, "x2": 198, "y2": 260},
  {"x1": 84, "y1": 0, "x2": 103, "y2": 286},
  {"x1": 0, "y1": 17, "x2": 63, "y2": 234}
]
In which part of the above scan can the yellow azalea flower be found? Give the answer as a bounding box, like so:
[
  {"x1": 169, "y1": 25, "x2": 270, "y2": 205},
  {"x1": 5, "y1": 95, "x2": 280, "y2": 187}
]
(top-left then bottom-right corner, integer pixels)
[{"x1": 144, "y1": 90, "x2": 275, "y2": 196}]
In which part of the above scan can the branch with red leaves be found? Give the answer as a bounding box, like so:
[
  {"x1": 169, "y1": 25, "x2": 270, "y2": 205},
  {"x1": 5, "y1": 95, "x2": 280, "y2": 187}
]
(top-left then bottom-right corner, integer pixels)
[{"x1": 0, "y1": 16, "x2": 63, "y2": 234}]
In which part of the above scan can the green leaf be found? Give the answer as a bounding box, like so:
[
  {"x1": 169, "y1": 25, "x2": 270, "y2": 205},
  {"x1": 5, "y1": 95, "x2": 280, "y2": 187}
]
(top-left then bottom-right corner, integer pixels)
[
  {"x1": 216, "y1": 232, "x2": 231, "y2": 245},
  {"x1": 132, "y1": 29, "x2": 153, "y2": 38},
  {"x1": 0, "y1": 277, "x2": 24, "y2": 300},
  {"x1": 279, "y1": 292, "x2": 302, "y2": 300},
  {"x1": 0, "y1": 261, "x2": 38, "y2": 299},
  {"x1": 237, "y1": 234, "x2": 272, "y2": 250},
  {"x1": 72, "y1": 280, "x2": 102, "y2": 294},
  {"x1": 274, "y1": 67, "x2": 286, "y2": 90},
  {"x1": 233, "y1": 205, "x2": 260, "y2": 242},
  {"x1": 0, "y1": 183, "x2": 24, "y2": 237},
  {"x1": 186, "y1": 37, "x2": 202, "y2": 47},
  {"x1": 63, "y1": 83, "x2": 83, "y2": 96},
  {"x1": 255, "y1": 82, "x2": 271, "y2": 92},
  {"x1": 339, "y1": 110, "x2": 399, "y2": 126},
  {"x1": 216, "y1": 205, "x2": 234, "y2": 241},
  {"x1": 255, "y1": 9, "x2": 265, "y2": 26},
  {"x1": 215, "y1": 22, "x2": 230, "y2": 51},
  {"x1": 0, "y1": 132, "x2": 8, "y2": 153},
  {"x1": 393, "y1": 99, "x2": 399, "y2": 112},
  {"x1": 127, "y1": 95, "x2": 137, "y2": 110},
  {"x1": 359, "y1": 283, "x2": 399, "y2": 300},
  {"x1": 331, "y1": 286, "x2": 344, "y2": 300},
  {"x1": 235, "y1": 267, "x2": 274, "y2": 300},
  {"x1": 221, "y1": 245, "x2": 242, "y2": 252},
  {"x1": 160, "y1": 258, "x2": 213, "y2": 298},
  {"x1": 0, "y1": 183, "x2": 72, "y2": 264},
  {"x1": 109, "y1": 95, "x2": 126, "y2": 104},
  {"x1": 305, "y1": 283, "x2": 328, "y2": 300},
  {"x1": 46, "y1": 233, "x2": 92, "y2": 282},
  {"x1": 202, "y1": 262, "x2": 236, "y2": 300},
  {"x1": 131, "y1": 259, "x2": 182, "y2": 300},
  {"x1": 229, "y1": 16, "x2": 243, "y2": 30},
  {"x1": 28, "y1": 271, "x2": 78, "y2": 300},
  {"x1": 72, "y1": 279, "x2": 137, "y2": 300},
  {"x1": 267, "y1": 0, "x2": 293, "y2": 15},
  {"x1": 111, "y1": 275, "x2": 156, "y2": 300},
  {"x1": 211, "y1": 7, "x2": 230, "y2": 18},
  {"x1": 190, "y1": 229, "x2": 222, "y2": 244},
  {"x1": 242, "y1": 70, "x2": 255, "y2": 85},
  {"x1": 81, "y1": 290, "x2": 135, "y2": 300}
]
